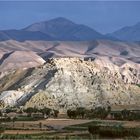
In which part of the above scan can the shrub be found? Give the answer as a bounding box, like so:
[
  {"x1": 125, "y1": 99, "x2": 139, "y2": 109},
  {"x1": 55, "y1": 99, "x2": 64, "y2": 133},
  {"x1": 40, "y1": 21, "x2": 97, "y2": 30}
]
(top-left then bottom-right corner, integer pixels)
[
  {"x1": 76, "y1": 107, "x2": 86, "y2": 118},
  {"x1": 88, "y1": 125, "x2": 140, "y2": 138},
  {"x1": 53, "y1": 110, "x2": 59, "y2": 118},
  {"x1": 0, "y1": 127, "x2": 5, "y2": 134},
  {"x1": 88, "y1": 125, "x2": 100, "y2": 135},
  {"x1": 40, "y1": 107, "x2": 51, "y2": 116},
  {"x1": 67, "y1": 109, "x2": 77, "y2": 119}
]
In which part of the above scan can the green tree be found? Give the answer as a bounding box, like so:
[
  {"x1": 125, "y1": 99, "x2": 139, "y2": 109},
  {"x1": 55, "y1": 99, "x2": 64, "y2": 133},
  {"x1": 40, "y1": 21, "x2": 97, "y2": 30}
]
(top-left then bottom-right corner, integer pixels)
[
  {"x1": 88, "y1": 125, "x2": 100, "y2": 135},
  {"x1": 76, "y1": 107, "x2": 86, "y2": 118},
  {"x1": 53, "y1": 110, "x2": 59, "y2": 118},
  {"x1": 94, "y1": 107, "x2": 108, "y2": 119},
  {"x1": 0, "y1": 127, "x2": 5, "y2": 134},
  {"x1": 114, "y1": 112, "x2": 122, "y2": 120},
  {"x1": 107, "y1": 106, "x2": 111, "y2": 114},
  {"x1": 67, "y1": 109, "x2": 72, "y2": 118},
  {"x1": 12, "y1": 117, "x2": 16, "y2": 127},
  {"x1": 40, "y1": 107, "x2": 51, "y2": 118},
  {"x1": 5, "y1": 108, "x2": 13, "y2": 113},
  {"x1": 0, "y1": 110, "x2": 2, "y2": 117},
  {"x1": 121, "y1": 109, "x2": 130, "y2": 120},
  {"x1": 67, "y1": 109, "x2": 77, "y2": 119},
  {"x1": 24, "y1": 107, "x2": 34, "y2": 117},
  {"x1": 39, "y1": 122, "x2": 42, "y2": 129}
]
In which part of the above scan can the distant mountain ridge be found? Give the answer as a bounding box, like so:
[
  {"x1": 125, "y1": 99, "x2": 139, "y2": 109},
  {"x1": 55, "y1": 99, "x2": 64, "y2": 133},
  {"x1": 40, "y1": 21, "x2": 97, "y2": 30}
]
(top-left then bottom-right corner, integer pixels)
[
  {"x1": 23, "y1": 17, "x2": 106, "y2": 40},
  {"x1": 0, "y1": 17, "x2": 113, "y2": 41},
  {"x1": 0, "y1": 30, "x2": 53, "y2": 41},
  {"x1": 0, "y1": 17, "x2": 140, "y2": 41},
  {"x1": 108, "y1": 22, "x2": 140, "y2": 41}
]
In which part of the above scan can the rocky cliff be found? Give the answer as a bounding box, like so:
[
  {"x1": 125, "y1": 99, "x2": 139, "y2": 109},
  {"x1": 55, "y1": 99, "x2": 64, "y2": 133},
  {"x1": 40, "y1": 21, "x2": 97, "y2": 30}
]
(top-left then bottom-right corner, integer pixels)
[{"x1": 0, "y1": 58, "x2": 140, "y2": 110}]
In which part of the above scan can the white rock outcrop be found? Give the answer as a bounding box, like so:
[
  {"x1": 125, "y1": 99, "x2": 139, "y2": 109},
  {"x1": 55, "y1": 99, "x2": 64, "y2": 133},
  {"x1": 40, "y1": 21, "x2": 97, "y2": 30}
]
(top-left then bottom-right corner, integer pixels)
[
  {"x1": 0, "y1": 90, "x2": 24, "y2": 108},
  {"x1": 0, "y1": 58, "x2": 140, "y2": 110}
]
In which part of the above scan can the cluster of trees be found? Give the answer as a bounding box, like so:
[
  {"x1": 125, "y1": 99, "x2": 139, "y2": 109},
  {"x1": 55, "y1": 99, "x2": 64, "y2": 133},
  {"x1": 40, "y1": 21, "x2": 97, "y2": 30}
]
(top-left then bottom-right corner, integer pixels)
[
  {"x1": 87, "y1": 106, "x2": 111, "y2": 119},
  {"x1": 1, "y1": 106, "x2": 140, "y2": 121},
  {"x1": 24, "y1": 107, "x2": 59, "y2": 118},
  {"x1": 67, "y1": 107, "x2": 140, "y2": 121},
  {"x1": 67, "y1": 106, "x2": 111, "y2": 119},
  {"x1": 112, "y1": 109, "x2": 140, "y2": 121},
  {"x1": 67, "y1": 107, "x2": 86, "y2": 119},
  {"x1": 0, "y1": 107, "x2": 59, "y2": 120},
  {"x1": 88, "y1": 125, "x2": 140, "y2": 138}
]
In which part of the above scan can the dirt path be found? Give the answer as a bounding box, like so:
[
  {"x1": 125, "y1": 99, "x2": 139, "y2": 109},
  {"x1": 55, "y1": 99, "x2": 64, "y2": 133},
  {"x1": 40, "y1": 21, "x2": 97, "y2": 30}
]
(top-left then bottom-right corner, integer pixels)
[
  {"x1": 40, "y1": 118, "x2": 92, "y2": 129},
  {"x1": 13, "y1": 119, "x2": 92, "y2": 129}
]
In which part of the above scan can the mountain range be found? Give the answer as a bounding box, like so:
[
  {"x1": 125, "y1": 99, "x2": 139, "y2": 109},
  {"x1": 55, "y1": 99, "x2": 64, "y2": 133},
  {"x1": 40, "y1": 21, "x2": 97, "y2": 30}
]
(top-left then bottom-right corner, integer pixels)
[
  {"x1": 0, "y1": 17, "x2": 140, "y2": 41},
  {"x1": 108, "y1": 22, "x2": 140, "y2": 41},
  {"x1": 0, "y1": 17, "x2": 105, "y2": 41},
  {"x1": 0, "y1": 40, "x2": 140, "y2": 78},
  {"x1": 0, "y1": 17, "x2": 140, "y2": 110},
  {"x1": 0, "y1": 17, "x2": 140, "y2": 74}
]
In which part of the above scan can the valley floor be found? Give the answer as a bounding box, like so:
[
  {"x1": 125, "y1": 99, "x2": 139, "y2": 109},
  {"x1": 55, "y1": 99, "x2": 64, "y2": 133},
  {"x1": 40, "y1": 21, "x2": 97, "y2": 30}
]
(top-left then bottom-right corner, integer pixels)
[{"x1": 1, "y1": 118, "x2": 140, "y2": 139}]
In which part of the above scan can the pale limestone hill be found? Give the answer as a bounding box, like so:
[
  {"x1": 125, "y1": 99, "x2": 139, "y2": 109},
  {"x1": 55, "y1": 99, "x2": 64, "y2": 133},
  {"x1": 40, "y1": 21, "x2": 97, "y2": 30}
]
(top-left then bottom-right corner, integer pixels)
[{"x1": 0, "y1": 58, "x2": 139, "y2": 111}]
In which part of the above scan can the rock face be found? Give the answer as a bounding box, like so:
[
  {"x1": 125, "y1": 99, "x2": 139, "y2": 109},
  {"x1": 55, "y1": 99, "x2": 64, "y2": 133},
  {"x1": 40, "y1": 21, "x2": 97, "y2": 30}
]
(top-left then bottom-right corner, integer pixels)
[
  {"x1": 0, "y1": 90, "x2": 24, "y2": 108},
  {"x1": 0, "y1": 58, "x2": 140, "y2": 110}
]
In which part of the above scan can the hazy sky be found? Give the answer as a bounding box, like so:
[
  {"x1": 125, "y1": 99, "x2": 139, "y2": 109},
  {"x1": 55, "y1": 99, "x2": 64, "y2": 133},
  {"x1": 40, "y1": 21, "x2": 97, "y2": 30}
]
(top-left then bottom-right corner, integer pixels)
[{"x1": 0, "y1": 1, "x2": 140, "y2": 34}]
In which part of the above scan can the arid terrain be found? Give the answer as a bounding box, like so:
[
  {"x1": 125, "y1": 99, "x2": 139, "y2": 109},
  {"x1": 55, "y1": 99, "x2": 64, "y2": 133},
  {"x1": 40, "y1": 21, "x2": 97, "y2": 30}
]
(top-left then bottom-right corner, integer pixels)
[{"x1": 0, "y1": 17, "x2": 140, "y2": 139}]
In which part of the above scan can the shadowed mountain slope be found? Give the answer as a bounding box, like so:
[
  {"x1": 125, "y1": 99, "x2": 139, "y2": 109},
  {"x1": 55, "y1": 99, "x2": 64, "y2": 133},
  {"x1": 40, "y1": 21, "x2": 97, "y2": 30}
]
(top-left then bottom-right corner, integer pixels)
[
  {"x1": 24, "y1": 17, "x2": 107, "y2": 41},
  {"x1": 0, "y1": 17, "x2": 115, "y2": 41},
  {"x1": 108, "y1": 22, "x2": 140, "y2": 41},
  {"x1": 0, "y1": 40, "x2": 139, "y2": 63}
]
